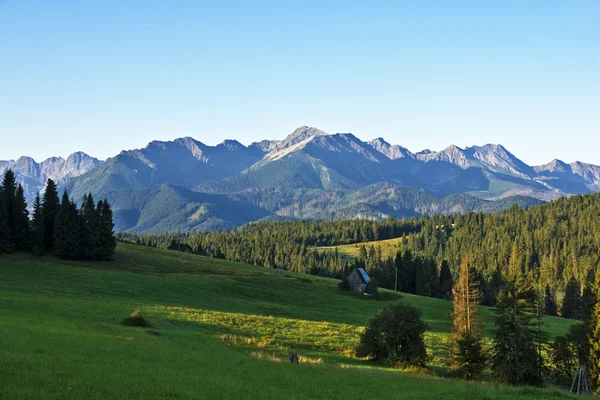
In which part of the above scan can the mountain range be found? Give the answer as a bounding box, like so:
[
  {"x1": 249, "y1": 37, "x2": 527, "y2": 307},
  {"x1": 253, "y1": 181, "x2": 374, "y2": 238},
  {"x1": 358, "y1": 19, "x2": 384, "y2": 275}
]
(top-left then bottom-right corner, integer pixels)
[{"x1": 3, "y1": 126, "x2": 599, "y2": 233}]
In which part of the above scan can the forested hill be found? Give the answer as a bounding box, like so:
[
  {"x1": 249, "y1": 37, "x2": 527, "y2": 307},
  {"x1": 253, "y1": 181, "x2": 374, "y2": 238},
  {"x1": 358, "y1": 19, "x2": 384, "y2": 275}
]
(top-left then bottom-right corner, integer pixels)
[{"x1": 120, "y1": 192, "x2": 600, "y2": 318}]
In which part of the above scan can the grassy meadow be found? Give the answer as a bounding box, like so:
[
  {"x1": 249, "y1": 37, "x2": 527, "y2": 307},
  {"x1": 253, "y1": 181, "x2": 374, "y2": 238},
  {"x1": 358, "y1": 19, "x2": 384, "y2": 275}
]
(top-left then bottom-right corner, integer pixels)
[
  {"x1": 0, "y1": 242, "x2": 578, "y2": 399},
  {"x1": 317, "y1": 237, "x2": 405, "y2": 262}
]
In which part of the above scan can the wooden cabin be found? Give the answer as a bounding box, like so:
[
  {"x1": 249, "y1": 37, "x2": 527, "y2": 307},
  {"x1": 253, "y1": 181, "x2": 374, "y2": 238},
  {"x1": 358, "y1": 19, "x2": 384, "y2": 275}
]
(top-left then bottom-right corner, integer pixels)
[{"x1": 347, "y1": 268, "x2": 371, "y2": 293}]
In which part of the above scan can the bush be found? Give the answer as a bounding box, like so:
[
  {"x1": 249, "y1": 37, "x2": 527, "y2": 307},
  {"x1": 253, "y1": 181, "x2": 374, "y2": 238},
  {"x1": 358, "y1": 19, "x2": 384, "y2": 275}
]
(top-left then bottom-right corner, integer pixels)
[
  {"x1": 365, "y1": 278, "x2": 379, "y2": 295},
  {"x1": 356, "y1": 303, "x2": 429, "y2": 367},
  {"x1": 338, "y1": 277, "x2": 350, "y2": 291},
  {"x1": 122, "y1": 311, "x2": 150, "y2": 327}
]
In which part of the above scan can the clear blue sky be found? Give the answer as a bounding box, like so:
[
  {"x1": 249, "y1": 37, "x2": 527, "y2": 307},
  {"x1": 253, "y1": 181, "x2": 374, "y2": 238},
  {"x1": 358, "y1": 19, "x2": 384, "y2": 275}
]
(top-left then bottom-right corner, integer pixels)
[{"x1": 1, "y1": 0, "x2": 598, "y2": 165}]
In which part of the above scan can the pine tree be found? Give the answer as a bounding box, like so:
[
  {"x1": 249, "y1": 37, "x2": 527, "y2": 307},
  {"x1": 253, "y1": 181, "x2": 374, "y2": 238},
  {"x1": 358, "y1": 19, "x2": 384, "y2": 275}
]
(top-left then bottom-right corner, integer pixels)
[
  {"x1": 80, "y1": 193, "x2": 98, "y2": 259},
  {"x1": 12, "y1": 184, "x2": 31, "y2": 251},
  {"x1": 53, "y1": 191, "x2": 83, "y2": 260},
  {"x1": 0, "y1": 189, "x2": 13, "y2": 253},
  {"x1": 544, "y1": 285, "x2": 557, "y2": 316},
  {"x1": 449, "y1": 257, "x2": 486, "y2": 380},
  {"x1": 562, "y1": 277, "x2": 583, "y2": 319},
  {"x1": 42, "y1": 179, "x2": 60, "y2": 252},
  {"x1": 490, "y1": 276, "x2": 546, "y2": 386},
  {"x1": 30, "y1": 193, "x2": 45, "y2": 256},
  {"x1": 2, "y1": 169, "x2": 17, "y2": 233},
  {"x1": 439, "y1": 260, "x2": 453, "y2": 298},
  {"x1": 92, "y1": 199, "x2": 116, "y2": 260},
  {"x1": 0, "y1": 170, "x2": 16, "y2": 252}
]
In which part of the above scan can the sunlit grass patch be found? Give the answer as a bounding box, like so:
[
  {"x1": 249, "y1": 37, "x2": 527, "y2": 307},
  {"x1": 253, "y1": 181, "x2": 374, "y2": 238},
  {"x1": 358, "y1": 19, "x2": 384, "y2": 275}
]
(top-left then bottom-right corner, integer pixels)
[{"x1": 155, "y1": 305, "x2": 362, "y2": 354}]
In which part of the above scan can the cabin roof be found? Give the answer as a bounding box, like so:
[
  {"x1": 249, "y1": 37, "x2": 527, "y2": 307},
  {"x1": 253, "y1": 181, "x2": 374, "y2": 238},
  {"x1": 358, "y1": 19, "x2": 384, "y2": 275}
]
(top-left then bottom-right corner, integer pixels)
[{"x1": 356, "y1": 268, "x2": 370, "y2": 284}]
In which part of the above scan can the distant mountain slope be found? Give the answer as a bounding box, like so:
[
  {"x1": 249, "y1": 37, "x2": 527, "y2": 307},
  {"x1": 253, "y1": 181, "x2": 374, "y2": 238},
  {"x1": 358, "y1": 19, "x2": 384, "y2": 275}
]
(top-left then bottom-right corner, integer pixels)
[
  {"x1": 0, "y1": 152, "x2": 102, "y2": 201},
  {"x1": 105, "y1": 184, "x2": 273, "y2": 233},
  {"x1": 106, "y1": 182, "x2": 542, "y2": 233}
]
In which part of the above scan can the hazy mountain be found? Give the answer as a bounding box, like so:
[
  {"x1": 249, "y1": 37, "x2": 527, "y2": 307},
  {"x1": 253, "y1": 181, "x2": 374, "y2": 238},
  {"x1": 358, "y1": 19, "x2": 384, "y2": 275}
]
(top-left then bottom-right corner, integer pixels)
[
  {"x1": 104, "y1": 184, "x2": 273, "y2": 234},
  {"x1": 105, "y1": 182, "x2": 543, "y2": 233},
  {"x1": 66, "y1": 137, "x2": 266, "y2": 200},
  {"x1": 368, "y1": 138, "x2": 414, "y2": 159},
  {"x1": 0, "y1": 152, "x2": 102, "y2": 201},
  {"x1": 8, "y1": 125, "x2": 600, "y2": 232},
  {"x1": 416, "y1": 144, "x2": 534, "y2": 178}
]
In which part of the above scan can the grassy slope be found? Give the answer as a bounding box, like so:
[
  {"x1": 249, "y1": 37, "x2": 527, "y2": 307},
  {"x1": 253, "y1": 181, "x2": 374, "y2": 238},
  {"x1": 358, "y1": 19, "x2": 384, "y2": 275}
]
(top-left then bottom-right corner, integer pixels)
[
  {"x1": 0, "y1": 243, "x2": 576, "y2": 399},
  {"x1": 318, "y1": 237, "x2": 405, "y2": 262}
]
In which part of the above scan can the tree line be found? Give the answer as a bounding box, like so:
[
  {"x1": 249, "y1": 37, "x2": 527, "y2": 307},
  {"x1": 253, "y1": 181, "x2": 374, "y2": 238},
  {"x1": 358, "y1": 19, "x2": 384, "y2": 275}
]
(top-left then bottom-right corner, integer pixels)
[{"x1": 0, "y1": 169, "x2": 116, "y2": 260}]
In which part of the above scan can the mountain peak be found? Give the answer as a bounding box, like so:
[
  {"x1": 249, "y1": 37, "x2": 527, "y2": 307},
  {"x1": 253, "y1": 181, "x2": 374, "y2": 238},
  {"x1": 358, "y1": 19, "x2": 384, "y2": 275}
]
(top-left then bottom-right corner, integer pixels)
[
  {"x1": 369, "y1": 137, "x2": 390, "y2": 146},
  {"x1": 368, "y1": 138, "x2": 414, "y2": 160},
  {"x1": 218, "y1": 139, "x2": 245, "y2": 151},
  {"x1": 285, "y1": 126, "x2": 327, "y2": 142}
]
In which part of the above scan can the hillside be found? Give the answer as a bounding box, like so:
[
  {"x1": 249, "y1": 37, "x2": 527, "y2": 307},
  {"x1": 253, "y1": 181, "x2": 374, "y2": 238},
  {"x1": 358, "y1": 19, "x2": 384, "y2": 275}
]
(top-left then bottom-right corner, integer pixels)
[
  {"x1": 0, "y1": 243, "x2": 576, "y2": 399},
  {"x1": 102, "y1": 182, "x2": 542, "y2": 233}
]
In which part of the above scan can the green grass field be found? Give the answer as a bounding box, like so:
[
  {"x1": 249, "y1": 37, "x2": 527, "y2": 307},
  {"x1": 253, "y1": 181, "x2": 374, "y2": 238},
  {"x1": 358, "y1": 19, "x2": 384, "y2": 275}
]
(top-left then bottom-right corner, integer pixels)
[
  {"x1": 317, "y1": 237, "x2": 405, "y2": 262},
  {"x1": 0, "y1": 243, "x2": 577, "y2": 399}
]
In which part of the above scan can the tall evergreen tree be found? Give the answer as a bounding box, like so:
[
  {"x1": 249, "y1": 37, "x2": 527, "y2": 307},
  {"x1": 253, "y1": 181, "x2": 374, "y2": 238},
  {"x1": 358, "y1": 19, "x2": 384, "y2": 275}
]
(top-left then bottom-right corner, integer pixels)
[
  {"x1": 544, "y1": 285, "x2": 557, "y2": 316},
  {"x1": 42, "y1": 179, "x2": 60, "y2": 252},
  {"x1": 562, "y1": 277, "x2": 583, "y2": 320},
  {"x1": 490, "y1": 277, "x2": 546, "y2": 386},
  {"x1": 80, "y1": 193, "x2": 99, "y2": 259},
  {"x1": 2, "y1": 169, "x2": 17, "y2": 234},
  {"x1": 448, "y1": 257, "x2": 486, "y2": 380},
  {"x1": 439, "y1": 260, "x2": 453, "y2": 298},
  {"x1": 0, "y1": 188, "x2": 13, "y2": 253},
  {"x1": 30, "y1": 193, "x2": 45, "y2": 256},
  {"x1": 93, "y1": 199, "x2": 116, "y2": 260},
  {"x1": 12, "y1": 184, "x2": 31, "y2": 251},
  {"x1": 53, "y1": 191, "x2": 83, "y2": 260}
]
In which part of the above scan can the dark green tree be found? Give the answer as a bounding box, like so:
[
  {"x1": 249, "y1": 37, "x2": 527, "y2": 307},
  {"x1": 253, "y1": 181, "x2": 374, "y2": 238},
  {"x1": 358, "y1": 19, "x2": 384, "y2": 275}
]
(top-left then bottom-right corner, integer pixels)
[
  {"x1": 0, "y1": 190, "x2": 13, "y2": 253},
  {"x1": 92, "y1": 199, "x2": 116, "y2": 260},
  {"x1": 544, "y1": 285, "x2": 557, "y2": 316},
  {"x1": 42, "y1": 179, "x2": 60, "y2": 252},
  {"x1": 356, "y1": 303, "x2": 428, "y2": 367},
  {"x1": 490, "y1": 278, "x2": 546, "y2": 386},
  {"x1": 439, "y1": 260, "x2": 453, "y2": 298},
  {"x1": 12, "y1": 184, "x2": 30, "y2": 251},
  {"x1": 80, "y1": 193, "x2": 99, "y2": 259},
  {"x1": 550, "y1": 335, "x2": 577, "y2": 386},
  {"x1": 53, "y1": 191, "x2": 83, "y2": 260},
  {"x1": 30, "y1": 193, "x2": 45, "y2": 256},
  {"x1": 562, "y1": 277, "x2": 583, "y2": 320}
]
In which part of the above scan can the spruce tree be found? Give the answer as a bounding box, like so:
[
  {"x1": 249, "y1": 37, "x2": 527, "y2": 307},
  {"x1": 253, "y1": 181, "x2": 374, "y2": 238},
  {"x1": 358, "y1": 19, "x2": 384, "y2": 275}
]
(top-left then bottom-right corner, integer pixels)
[
  {"x1": 2, "y1": 169, "x2": 17, "y2": 235},
  {"x1": 0, "y1": 189, "x2": 14, "y2": 253},
  {"x1": 80, "y1": 193, "x2": 98, "y2": 259},
  {"x1": 41, "y1": 179, "x2": 59, "y2": 252},
  {"x1": 490, "y1": 276, "x2": 546, "y2": 386},
  {"x1": 93, "y1": 199, "x2": 116, "y2": 260},
  {"x1": 12, "y1": 184, "x2": 31, "y2": 251},
  {"x1": 562, "y1": 277, "x2": 583, "y2": 319},
  {"x1": 53, "y1": 191, "x2": 83, "y2": 260},
  {"x1": 449, "y1": 257, "x2": 486, "y2": 380},
  {"x1": 544, "y1": 285, "x2": 557, "y2": 316},
  {"x1": 439, "y1": 260, "x2": 453, "y2": 298},
  {"x1": 30, "y1": 193, "x2": 45, "y2": 256}
]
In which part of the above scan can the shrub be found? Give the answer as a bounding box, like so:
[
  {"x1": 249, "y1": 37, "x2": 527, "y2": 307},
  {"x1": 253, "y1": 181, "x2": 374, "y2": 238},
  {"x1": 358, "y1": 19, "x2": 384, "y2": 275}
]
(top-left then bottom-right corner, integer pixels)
[
  {"x1": 122, "y1": 310, "x2": 150, "y2": 327},
  {"x1": 356, "y1": 303, "x2": 429, "y2": 367},
  {"x1": 338, "y1": 277, "x2": 350, "y2": 291},
  {"x1": 365, "y1": 278, "x2": 379, "y2": 295}
]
